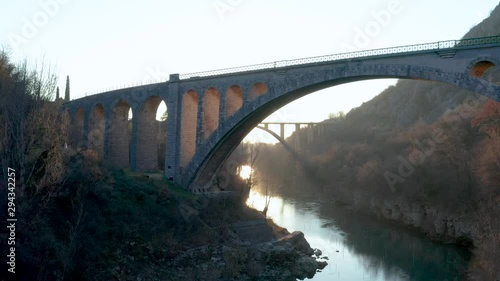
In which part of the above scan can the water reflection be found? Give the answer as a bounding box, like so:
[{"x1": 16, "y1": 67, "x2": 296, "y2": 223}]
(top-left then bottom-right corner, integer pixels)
[
  {"x1": 247, "y1": 191, "x2": 470, "y2": 281},
  {"x1": 238, "y1": 165, "x2": 253, "y2": 180}
]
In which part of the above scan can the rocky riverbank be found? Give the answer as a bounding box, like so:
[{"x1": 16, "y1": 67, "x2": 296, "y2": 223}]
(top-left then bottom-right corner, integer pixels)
[
  {"x1": 112, "y1": 186, "x2": 329, "y2": 281},
  {"x1": 167, "y1": 229, "x2": 327, "y2": 281},
  {"x1": 343, "y1": 194, "x2": 477, "y2": 247},
  {"x1": 7, "y1": 165, "x2": 327, "y2": 281},
  {"x1": 162, "y1": 190, "x2": 328, "y2": 281}
]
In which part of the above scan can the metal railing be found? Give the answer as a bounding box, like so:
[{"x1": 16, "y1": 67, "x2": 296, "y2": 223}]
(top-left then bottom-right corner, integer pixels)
[
  {"x1": 83, "y1": 79, "x2": 165, "y2": 97},
  {"x1": 179, "y1": 35, "x2": 500, "y2": 80},
  {"x1": 81, "y1": 36, "x2": 500, "y2": 96}
]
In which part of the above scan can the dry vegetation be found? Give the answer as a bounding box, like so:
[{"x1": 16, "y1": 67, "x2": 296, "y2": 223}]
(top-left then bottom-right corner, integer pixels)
[
  {"x1": 249, "y1": 7, "x2": 500, "y2": 276},
  {"x1": 253, "y1": 80, "x2": 500, "y2": 280},
  {"x1": 0, "y1": 50, "x2": 237, "y2": 280}
]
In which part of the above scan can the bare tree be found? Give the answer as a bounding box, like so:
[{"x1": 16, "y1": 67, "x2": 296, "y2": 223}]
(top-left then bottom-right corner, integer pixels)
[
  {"x1": 245, "y1": 142, "x2": 259, "y2": 190},
  {"x1": 0, "y1": 50, "x2": 68, "y2": 196}
]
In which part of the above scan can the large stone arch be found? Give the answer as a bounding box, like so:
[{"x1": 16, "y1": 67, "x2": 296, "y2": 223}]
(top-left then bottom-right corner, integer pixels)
[
  {"x1": 180, "y1": 90, "x2": 199, "y2": 167},
  {"x1": 109, "y1": 99, "x2": 131, "y2": 168},
  {"x1": 136, "y1": 96, "x2": 165, "y2": 171},
  {"x1": 185, "y1": 64, "x2": 500, "y2": 189},
  {"x1": 89, "y1": 104, "x2": 106, "y2": 159},
  {"x1": 59, "y1": 40, "x2": 500, "y2": 189}
]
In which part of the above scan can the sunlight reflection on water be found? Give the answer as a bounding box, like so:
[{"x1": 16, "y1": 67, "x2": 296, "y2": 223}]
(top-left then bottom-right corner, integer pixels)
[{"x1": 245, "y1": 190, "x2": 467, "y2": 281}]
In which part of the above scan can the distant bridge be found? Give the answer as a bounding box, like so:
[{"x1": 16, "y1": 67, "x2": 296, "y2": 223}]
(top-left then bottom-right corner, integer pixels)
[
  {"x1": 257, "y1": 122, "x2": 336, "y2": 149},
  {"x1": 63, "y1": 36, "x2": 500, "y2": 190}
]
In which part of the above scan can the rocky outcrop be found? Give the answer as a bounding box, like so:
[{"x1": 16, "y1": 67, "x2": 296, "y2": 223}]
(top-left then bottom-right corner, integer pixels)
[
  {"x1": 168, "y1": 230, "x2": 327, "y2": 281},
  {"x1": 367, "y1": 197, "x2": 477, "y2": 247}
]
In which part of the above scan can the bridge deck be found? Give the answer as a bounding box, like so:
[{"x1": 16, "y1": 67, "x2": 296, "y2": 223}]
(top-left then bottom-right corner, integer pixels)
[{"x1": 177, "y1": 36, "x2": 500, "y2": 80}]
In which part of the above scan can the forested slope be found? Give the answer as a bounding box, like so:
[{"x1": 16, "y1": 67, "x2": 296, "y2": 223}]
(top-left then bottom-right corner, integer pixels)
[{"x1": 251, "y1": 4, "x2": 500, "y2": 280}]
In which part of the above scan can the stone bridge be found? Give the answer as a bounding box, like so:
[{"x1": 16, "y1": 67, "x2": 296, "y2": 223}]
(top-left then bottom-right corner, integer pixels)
[{"x1": 63, "y1": 36, "x2": 500, "y2": 190}]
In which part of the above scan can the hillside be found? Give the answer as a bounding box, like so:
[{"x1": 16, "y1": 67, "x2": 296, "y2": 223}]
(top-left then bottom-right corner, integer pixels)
[
  {"x1": 0, "y1": 50, "x2": 327, "y2": 281},
  {"x1": 251, "y1": 4, "x2": 500, "y2": 281},
  {"x1": 343, "y1": 3, "x2": 500, "y2": 128}
]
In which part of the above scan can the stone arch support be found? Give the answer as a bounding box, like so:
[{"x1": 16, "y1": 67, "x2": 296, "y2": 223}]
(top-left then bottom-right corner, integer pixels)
[
  {"x1": 109, "y1": 99, "x2": 131, "y2": 168},
  {"x1": 136, "y1": 96, "x2": 165, "y2": 171}
]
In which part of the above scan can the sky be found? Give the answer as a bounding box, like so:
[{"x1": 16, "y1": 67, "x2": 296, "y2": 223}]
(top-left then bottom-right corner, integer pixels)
[{"x1": 1, "y1": 0, "x2": 499, "y2": 142}]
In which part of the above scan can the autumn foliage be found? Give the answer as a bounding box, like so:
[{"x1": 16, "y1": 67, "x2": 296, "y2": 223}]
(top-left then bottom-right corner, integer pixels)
[{"x1": 250, "y1": 83, "x2": 500, "y2": 280}]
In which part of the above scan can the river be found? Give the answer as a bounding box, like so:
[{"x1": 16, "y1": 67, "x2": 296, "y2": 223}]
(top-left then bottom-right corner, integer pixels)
[{"x1": 246, "y1": 189, "x2": 471, "y2": 281}]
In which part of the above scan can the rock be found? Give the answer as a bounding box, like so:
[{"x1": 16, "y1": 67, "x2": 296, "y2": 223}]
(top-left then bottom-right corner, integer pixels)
[
  {"x1": 292, "y1": 255, "x2": 318, "y2": 279},
  {"x1": 246, "y1": 260, "x2": 264, "y2": 277},
  {"x1": 222, "y1": 245, "x2": 248, "y2": 268},
  {"x1": 317, "y1": 260, "x2": 328, "y2": 270},
  {"x1": 275, "y1": 231, "x2": 314, "y2": 256},
  {"x1": 313, "y1": 248, "x2": 322, "y2": 257}
]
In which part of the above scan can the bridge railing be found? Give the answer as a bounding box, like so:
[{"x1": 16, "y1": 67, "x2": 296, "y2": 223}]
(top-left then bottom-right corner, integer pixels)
[
  {"x1": 179, "y1": 35, "x2": 500, "y2": 80},
  {"x1": 80, "y1": 36, "x2": 500, "y2": 96}
]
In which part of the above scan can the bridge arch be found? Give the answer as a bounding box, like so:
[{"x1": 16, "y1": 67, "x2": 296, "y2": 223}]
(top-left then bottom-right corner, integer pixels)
[
  {"x1": 203, "y1": 87, "x2": 220, "y2": 139},
  {"x1": 249, "y1": 82, "x2": 268, "y2": 101},
  {"x1": 109, "y1": 99, "x2": 131, "y2": 168},
  {"x1": 187, "y1": 64, "x2": 500, "y2": 189},
  {"x1": 136, "y1": 95, "x2": 166, "y2": 171},
  {"x1": 466, "y1": 56, "x2": 500, "y2": 78},
  {"x1": 180, "y1": 89, "x2": 199, "y2": 167},
  {"x1": 225, "y1": 85, "x2": 243, "y2": 119},
  {"x1": 255, "y1": 126, "x2": 302, "y2": 162},
  {"x1": 89, "y1": 104, "x2": 106, "y2": 159},
  {"x1": 61, "y1": 37, "x2": 500, "y2": 189}
]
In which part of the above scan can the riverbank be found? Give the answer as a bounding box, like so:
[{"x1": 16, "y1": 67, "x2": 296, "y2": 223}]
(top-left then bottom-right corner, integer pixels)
[
  {"x1": 335, "y1": 191, "x2": 499, "y2": 281},
  {"x1": 247, "y1": 189, "x2": 471, "y2": 281},
  {"x1": 335, "y1": 192, "x2": 477, "y2": 247},
  {"x1": 2, "y1": 162, "x2": 326, "y2": 281},
  {"x1": 160, "y1": 188, "x2": 328, "y2": 281}
]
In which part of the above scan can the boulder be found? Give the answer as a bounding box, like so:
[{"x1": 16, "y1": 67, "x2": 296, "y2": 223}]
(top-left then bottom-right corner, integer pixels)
[
  {"x1": 313, "y1": 248, "x2": 322, "y2": 257},
  {"x1": 275, "y1": 231, "x2": 314, "y2": 256}
]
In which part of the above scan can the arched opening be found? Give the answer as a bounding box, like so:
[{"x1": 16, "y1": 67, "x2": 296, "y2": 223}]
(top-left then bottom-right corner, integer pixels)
[
  {"x1": 109, "y1": 100, "x2": 131, "y2": 168},
  {"x1": 189, "y1": 77, "x2": 409, "y2": 188},
  {"x1": 470, "y1": 61, "x2": 496, "y2": 78},
  {"x1": 203, "y1": 87, "x2": 220, "y2": 139},
  {"x1": 136, "y1": 96, "x2": 166, "y2": 171},
  {"x1": 181, "y1": 90, "x2": 199, "y2": 167},
  {"x1": 128, "y1": 108, "x2": 133, "y2": 166},
  {"x1": 157, "y1": 100, "x2": 168, "y2": 170},
  {"x1": 226, "y1": 85, "x2": 243, "y2": 118},
  {"x1": 249, "y1": 82, "x2": 268, "y2": 101},
  {"x1": 89, "y1": 104, "x2": 105, "y2": 159},
  {"x1": 71, "y1": 107, "x2": 84, "y2": 148}
]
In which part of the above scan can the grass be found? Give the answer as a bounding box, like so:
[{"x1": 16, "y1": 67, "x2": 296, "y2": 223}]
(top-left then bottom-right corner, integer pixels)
[{"x1": 13, "y1": 158, "x2": 279, "y2": 281}]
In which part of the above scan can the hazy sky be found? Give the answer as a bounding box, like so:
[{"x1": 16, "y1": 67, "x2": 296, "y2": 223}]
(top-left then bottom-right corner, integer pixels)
[{"x1": 1, "y1": 0, "x2": 499, "y2": 141}]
